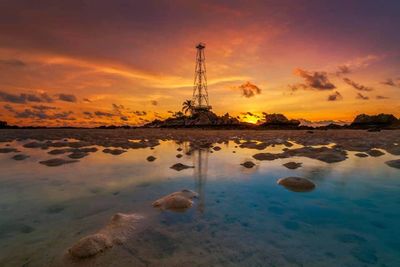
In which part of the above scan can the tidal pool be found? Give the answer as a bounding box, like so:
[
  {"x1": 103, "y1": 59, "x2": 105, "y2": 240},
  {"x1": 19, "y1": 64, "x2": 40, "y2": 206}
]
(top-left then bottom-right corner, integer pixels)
[{"x1": 0, "y1": 137, "x2": 399, "y2": 266}]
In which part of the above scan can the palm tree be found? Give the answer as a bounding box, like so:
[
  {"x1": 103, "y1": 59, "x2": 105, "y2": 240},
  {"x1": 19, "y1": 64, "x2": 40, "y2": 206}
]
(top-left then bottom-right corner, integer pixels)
[{"x1": 182, "y1": 100, "x2": 194, "y2": 114}]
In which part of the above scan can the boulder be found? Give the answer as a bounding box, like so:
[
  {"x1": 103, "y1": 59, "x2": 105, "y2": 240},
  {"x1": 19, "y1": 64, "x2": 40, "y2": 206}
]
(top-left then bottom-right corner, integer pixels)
[
  {"x1": 277, "y1": 177, "x2": 316, "y2": 192},
  {"x1": 68, "y1": 213, "x2": 143, "y2": 259},
  {"x1": 0, "y1": 147, "x2": 19, "y2": 153},
  {"x1": 152, "y1": 189, "x2": 198, "y2": 211},
  {"x1": 355, "y1": 153, "x2": 368, "y2": 158}
]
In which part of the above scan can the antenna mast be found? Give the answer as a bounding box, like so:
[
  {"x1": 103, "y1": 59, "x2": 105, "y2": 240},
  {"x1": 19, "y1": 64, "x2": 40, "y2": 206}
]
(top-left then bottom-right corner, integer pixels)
[{"x1": 192, "y1": 43, "x2": 211, "y2": 112}]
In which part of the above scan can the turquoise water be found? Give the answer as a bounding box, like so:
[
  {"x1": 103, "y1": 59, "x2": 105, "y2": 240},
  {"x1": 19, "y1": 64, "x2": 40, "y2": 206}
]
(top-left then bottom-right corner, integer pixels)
[{"x1": 0, "y1": 139, "x2": 399, "y2": 266}]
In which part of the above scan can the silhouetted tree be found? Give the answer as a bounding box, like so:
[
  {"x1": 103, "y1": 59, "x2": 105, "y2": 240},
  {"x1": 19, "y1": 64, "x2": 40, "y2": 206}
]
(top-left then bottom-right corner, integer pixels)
[{"x1": 182, "y1": 100, "x2": 194, "y2": 114}]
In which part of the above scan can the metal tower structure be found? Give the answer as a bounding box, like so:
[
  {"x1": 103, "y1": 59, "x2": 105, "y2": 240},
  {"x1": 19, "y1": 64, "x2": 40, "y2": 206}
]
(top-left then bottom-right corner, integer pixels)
[{"x1": 192, "y1": 43, "x2": 211, "y2": 112}]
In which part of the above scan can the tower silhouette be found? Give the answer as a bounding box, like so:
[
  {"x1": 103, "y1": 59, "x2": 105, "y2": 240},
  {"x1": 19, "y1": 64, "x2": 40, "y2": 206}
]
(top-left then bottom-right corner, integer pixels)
[{"x1": 192, "y1": 43, "x2": 211, "y2": 112}]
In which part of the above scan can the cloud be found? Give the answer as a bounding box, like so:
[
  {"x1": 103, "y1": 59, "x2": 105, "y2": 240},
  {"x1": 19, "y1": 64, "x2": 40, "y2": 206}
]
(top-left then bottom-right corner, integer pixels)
[
  {"x1": 83, "y1": 111, "x2": 94, "y2": 118},
  {"x1": 4, "y1": 104, "x2": 15, "y2": 112},
  {"x1": 356, "y1": 93, "x2": 369, "y2": 100},
  {"x1": 94, "y1": 111, "x2": 115, "y2": 117},
  {"x1": 292, "y1": 69, "x2": 335, "y2": 91},
  {"x1": 327, "y1": 91, "x2": 343, "y2": 101},
  {"x1": 376, "y1": 95, "x2": 389, "y2": 99},
  {"x1": 0, "y1": 91, "x2": 54, "y2": 104},
  {"x1": 237, "y1": 81, "x2": 262, "y2": 98},
  {"x1": 31, "y1": 105, "x2": 58, "y2": 111},
  {"x1": 381, "y1": 78, "x2": 400, "y2": 88},
  {"x1": 132, "y1": 110, "x2": 147, "y2": 116},
  {"x1": 11, "y1": 108, "x2": 74, "y2": 120},
  {"x1": 343, "y1": 78, "x2": 373, "y2": 91},
  {"x1": 57, "y1": 93, "x2": 77, "y2": 102},
  {"x1": 150, "y1": 100, "x2": 158, "y2": 106},
  {"x1": 0, "y1": 59, "x2": 26, "y2": 67},
  {"x1": 83, "y1": 98, "x2": 92, "y2": 103},
  {"x1": 335, "y1": 65, "x2": 351, "y2": 76}
]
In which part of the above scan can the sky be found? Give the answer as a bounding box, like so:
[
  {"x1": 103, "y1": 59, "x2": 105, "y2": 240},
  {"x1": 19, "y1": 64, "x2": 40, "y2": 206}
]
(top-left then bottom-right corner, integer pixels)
[{"x1": 0, "y1": 0, "x2": 399, "y2": 127}]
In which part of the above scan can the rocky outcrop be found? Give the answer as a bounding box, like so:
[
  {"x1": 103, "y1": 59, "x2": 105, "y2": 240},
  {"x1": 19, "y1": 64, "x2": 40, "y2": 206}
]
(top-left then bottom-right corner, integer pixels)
[
  {"x1": 259, "y1": 113, "x2": 300, "y2": 129},
  {"x1": 350, "y1": 113, "x2": 399, "y2": 129},
  {"x1": 152, "y1": 189, "x2": 198, "y2": 211},
  {"x1": 145, "y1": 111, "x2": 240, "y2": 127}
]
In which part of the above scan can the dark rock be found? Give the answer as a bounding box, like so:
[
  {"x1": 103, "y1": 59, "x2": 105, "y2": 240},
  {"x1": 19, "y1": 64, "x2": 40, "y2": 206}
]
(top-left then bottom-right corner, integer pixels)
[
  {"x1": 212, "y1": 146, "x2": 221, "y2": 151},
  {"x1": 146, "y1": 156, "x2": 156, "y2": 162},
  {"x1": 170, "y1": 163, "x2": 194, "y2": 171},
  {"x1": 241, "y1": 161, "x2": 255, "y2": 168},
  {"x1": 283, "y1": 162, "x2": 302, "y2": 169},
  {"x1": 12, "y1": 154, "x2": 29, "y2": 160},
  {"x1": 103, "y1": 148, "x2": 127, "y2": 155},
  {"x1": 0, "y1": 147, "x2": 19, "y2": 153},
  {"x1": 39, "y1": 158, "x2": 79, "y2": 167},
  {"x1": 385, "y1": 159, "x2": 400, "y2": 169},
  {"x1": 355, "y1": 153, "x2": 368, "y2": 158},
  {"x1": 366, "y1": 149, "x2": 384, "y2": 157},
  {"x1": 68, "y1": 151, "x2": 89, "y2": 159},
  {"x1": 253, "y1": 152, "x2": 281, "y2": 161},
  {"x1": 277, "y1": 176, "x2": 316, "y2": 192},
  {"x1": 176, "y1": 154, "x2": 183, "y2": 158}
]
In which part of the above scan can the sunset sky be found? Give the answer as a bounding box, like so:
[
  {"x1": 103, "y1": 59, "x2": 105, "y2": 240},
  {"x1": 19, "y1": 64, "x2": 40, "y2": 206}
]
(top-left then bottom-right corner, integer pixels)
[{"x1": 0, "y1": 0, "x2": 399, "y2": 126}]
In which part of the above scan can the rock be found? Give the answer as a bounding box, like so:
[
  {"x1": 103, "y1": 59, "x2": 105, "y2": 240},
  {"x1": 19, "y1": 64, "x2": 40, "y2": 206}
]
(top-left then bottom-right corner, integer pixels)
[
  {"x1": 68, "y1": 151, "x2": 89, "y2": 159},
  {"x1": 283, "y1": 162, "x2": 302, "y2": 169},
  {"x1": 212, "y1": 146, "x2": 221, "y2": 151},
  {"x1": 351, "y1": 113, "x2": 398, "y2": 128},
  {"x1": 253, "y1": 153, "x2": 281, "y2": 161},
  {"x1": 12, "y1": 154, "x2": 29, "y2": 160},
  {"x1": 68, "y1": 213, "x2": 143, "y2": 258},
  {"x1": 260, "y1": 113, "x2": 300, "y2": 128},
  {"x1": 277, "y1": 177, "x2": 316, "y2": 192},
  {"x1": 355, "y1": 153, "x2": 368, "y2": 158},
  {"x1": 366, "y1": 149, "x2": 385, "y2": 157},
  {"x1": 146, "y1": 156, "x2": 156, "y2": 162},
  {"x1": 0, "y1": 147, "x2": 19, "y2": 153},
  {"x1": 39, "y1": 158, "x2": 79, "y2": 167},
  {"x1": 48, "y1": 148, "x2": 72, "y2": 155},
  {"x1": 240, "y1": 141, "x2": 268, "y2": 150},
  {"x1": 176, "y1": 154, "x2": 183, "y2": 158},
  {"x1": 385, "y1": 159, "x2": 400, "y2": 169},
  {"x1": 170, "y1": 163, "x2": 194, "y2": 171},
  {"x1": 241, "y1": 161, "x2": 255, "y2": 168},
  {"x1": 177, "y1": 148, "x2": 183, "y2": 151},
  {"x1": 103, "y1": 148, "x2": 127, "y2": 155},
  {"x1": 152, "y1": 189, "x2": 198, "y2": 211}
]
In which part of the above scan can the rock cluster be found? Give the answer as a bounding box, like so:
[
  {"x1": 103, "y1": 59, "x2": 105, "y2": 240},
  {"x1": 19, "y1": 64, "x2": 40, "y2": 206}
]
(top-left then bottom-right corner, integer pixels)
[{"x1": 277, "y1": 177, "x2": 316, "y2": 192}]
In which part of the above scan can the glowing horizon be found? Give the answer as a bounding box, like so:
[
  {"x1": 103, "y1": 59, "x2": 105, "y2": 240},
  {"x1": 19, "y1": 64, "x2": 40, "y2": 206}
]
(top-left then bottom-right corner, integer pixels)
[{"x1": 0, "y1": 1, "x2": 399, "y2": 127}]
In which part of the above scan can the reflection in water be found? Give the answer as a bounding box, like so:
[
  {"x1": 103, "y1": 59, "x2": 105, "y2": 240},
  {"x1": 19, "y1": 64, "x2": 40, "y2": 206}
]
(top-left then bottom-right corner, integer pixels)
[{"x1": 192, "y1": 147, "x2": 208, "y2": 214}]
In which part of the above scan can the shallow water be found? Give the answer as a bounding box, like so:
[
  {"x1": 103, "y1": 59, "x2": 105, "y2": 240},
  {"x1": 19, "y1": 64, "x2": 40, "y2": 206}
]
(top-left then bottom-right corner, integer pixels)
[{"x1": 0, "y1": 139, "x2": 399, "y2": 266}]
